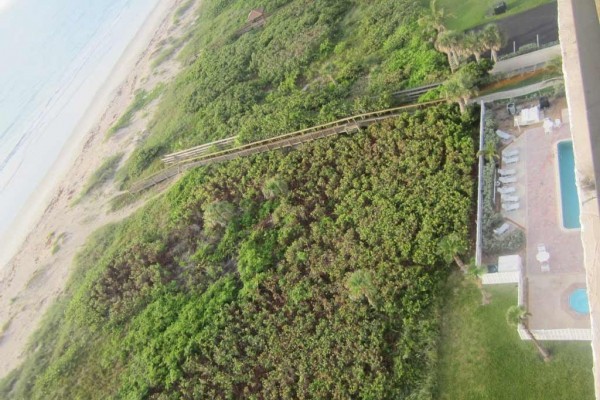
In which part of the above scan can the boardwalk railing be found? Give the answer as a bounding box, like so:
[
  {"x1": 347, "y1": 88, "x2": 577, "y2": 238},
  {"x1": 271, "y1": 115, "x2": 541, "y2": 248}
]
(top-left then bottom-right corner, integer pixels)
[
  {"x1": 129, "y1": 100, "x2": 443, "y2": 193},
  {"x1": 392, "y1": 83, "x2": 441, "y2": 104},
  {"x1": 161, "y1": 136, "x2": 237, "y2": 165}
]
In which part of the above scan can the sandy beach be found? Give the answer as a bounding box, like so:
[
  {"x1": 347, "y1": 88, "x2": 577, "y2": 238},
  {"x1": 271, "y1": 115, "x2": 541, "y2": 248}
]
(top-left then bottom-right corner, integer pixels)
[{"x1": 0, "y1": 0, "x2": 201, "y2": 378}]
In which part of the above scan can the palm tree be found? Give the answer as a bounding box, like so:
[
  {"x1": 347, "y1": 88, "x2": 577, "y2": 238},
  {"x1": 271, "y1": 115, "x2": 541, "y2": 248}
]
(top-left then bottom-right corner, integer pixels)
[
  {"x1": 466, "y1": 261, "x2": 484, "y2": 284},
  {"x1": 421, "y1": 0, "x2": 448, "y2": 34},
  {"x1": 482, "y1": 24, "x2": 504, "y2": 63},
  {"x1": 467, "y1": 259, "x2": 490, "y2": 305},
  {"x1": 463, "y1": 31, "x2": 485, "y2": 63},
  {"x1": 435, "y1": 31, "x2": 464, "y2": 72},
  {"x1": 346, "y1": 269, "x2": 379, "y2": 308},
  {"x1": 506, "y1": 305, "x2": 552, "y2": 362},
  {"x1": 437, "y1": 233, "x2": 468, "y2": 272},
  {"x1": 262, "y1": 177, "x2": 289, "y2": 199},
  {"x1": 441, "y1": 65, "x2": 479, "y2": 114},
  {"x1": 204, "y1": 200, "x2": 236, "y2": 229},
  {"x1": 477, "y1": 141, "x2": 499, "y2": 165}
]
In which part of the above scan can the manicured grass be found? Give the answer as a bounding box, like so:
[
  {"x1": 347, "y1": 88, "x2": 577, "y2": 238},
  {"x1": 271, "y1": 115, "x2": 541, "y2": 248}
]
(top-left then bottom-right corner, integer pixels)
[
  {"x1": 435, "y1": 0, "x2": 555, "y2": 31},
  {"x1": 435, "y1": 275, "x2": 594, "y2": 399}
]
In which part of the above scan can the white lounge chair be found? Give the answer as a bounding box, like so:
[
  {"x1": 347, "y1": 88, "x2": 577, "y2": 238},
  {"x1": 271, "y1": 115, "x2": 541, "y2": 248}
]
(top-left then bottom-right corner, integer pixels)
[
  {"x1": 502, "y1": 202, "x2": 520, "y2": 211},
  {"x1": 537, "y1": 244, "x2": 547, "y2": 254},
  {"x1": 502, "y1": 149, "x2": 519, "y2": 158},
  {"x1": 502, "y1": 194, "x2": 519, "y2": 202},
  {"x1": 502, "y1": 156, "x2": 519, "y2": 165},
  {"x1": 499, "y1": 176, "x2": 517, "y2": 184},
  {"x1": 537, "y1": 244, "x2": 550, "y2": 272},
  {"x1": 498, "y1": 168, "x2": 516, "y2": 176},
  {"x1": 493, "y1": 223, "x2": 510, "y2": 236},
  {"x1": 497, "y1": 186, "x2": 516, "y2": 194},
  {"x1": 496, "y1": 129, "x2": 515, "y2": 142},
  {"x1": 541, "y1": 262, "x2": 550, "y2": 272}
]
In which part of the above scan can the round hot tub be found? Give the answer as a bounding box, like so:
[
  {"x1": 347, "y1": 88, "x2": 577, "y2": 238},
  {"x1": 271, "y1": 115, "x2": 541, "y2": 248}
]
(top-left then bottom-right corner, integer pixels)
[{"x1": 569, "y1": 288, "x2": 590, "y2": 315}]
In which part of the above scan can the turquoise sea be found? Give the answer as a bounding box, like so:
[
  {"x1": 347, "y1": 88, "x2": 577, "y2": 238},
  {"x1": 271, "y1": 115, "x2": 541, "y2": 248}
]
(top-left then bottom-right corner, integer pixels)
[{"x1": 0, "y1": 0, "x2": 159, "y2": 242}]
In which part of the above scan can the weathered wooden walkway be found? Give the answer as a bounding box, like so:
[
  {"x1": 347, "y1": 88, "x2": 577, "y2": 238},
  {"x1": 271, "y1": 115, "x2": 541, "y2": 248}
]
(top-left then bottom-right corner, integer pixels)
[
  {"x1": 129, "y1": 100, "x2": 443, "y2": 193},
  {"x1": 392, "y1": 83, "x2": 441, "y2": 104},
  {"x1": 161, "y1": 136, "x2": 237, "y2": 165}
]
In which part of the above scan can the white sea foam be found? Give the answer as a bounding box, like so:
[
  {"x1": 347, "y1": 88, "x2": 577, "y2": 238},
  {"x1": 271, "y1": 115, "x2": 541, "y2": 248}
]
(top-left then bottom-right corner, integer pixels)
[{"x1": 0, "y1": 0, "x2": 160, "y2": 265}]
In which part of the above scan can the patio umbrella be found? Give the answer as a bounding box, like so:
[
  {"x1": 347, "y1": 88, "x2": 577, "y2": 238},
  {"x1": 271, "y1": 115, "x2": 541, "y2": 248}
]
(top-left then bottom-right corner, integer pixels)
[{"x1": 536, "y1": 251, "x2": 550, "y2": 263}]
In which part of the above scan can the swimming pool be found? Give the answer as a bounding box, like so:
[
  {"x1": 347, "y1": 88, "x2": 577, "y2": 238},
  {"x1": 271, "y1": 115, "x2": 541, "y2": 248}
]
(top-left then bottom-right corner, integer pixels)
[
  {"x1": 569, "y1": 288, "x2": 590, "y2": 314},
  {"x1": 557, "y1": 141, "x2": 581, "y2": 229}
]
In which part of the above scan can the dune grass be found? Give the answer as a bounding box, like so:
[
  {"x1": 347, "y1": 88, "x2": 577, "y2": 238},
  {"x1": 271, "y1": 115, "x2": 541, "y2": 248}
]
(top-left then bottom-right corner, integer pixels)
[
  {"x1": 435, "y1": 275, "x2": 594, "y2": 399},
  {"x1": 73, "y1": 153, "x2": 123, "y2": 205},
  {"x1": 106, "y1": 84, "x2": 164, "y2": 137},
  {"x1": 174, "y1": 0, "x2": 195, "y2": 22},
  {"x1": 433, "y1": 0, "x2": 555, "y2": 31}
]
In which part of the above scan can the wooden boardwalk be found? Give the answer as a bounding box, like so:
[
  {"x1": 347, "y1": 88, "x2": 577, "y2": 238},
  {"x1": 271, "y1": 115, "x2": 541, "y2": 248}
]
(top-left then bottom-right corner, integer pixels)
[
  {"x1": 392, "y1": 83, "x2": 441, "y2": 104},
  {"x1": 129, "y1": 100, "x2": 443, "y2": 193},
  {"x1": 161, "y1": 136, "x2": 237, "y2": 165}
]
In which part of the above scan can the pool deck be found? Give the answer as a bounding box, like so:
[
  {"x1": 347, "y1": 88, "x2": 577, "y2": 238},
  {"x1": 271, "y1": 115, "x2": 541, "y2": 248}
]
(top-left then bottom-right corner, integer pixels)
[{"x1": 500, "y1": 114, "x2": 590, "y2": 331}]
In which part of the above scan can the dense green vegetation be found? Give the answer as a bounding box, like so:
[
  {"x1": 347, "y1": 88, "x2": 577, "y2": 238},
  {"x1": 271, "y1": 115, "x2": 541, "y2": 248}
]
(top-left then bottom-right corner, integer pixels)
[
  {"x1": 435, "y1": 277, "x2": 594, "y2": 399},
  {"x1": 0, "y1": 106, "x2": 477, "y2": 399},
  {"x1": 435, "y1": 0, "x2": 555, "y2": 31},
  {"x1": 117, "y1": 0, "x2": 449, "y2": 188},
  {"x1": 1, "y1": 1, "x2": 586, "y2": 399}
]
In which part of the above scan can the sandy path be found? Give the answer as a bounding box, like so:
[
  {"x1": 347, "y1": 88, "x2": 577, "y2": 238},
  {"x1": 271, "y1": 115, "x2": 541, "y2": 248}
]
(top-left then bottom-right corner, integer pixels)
[{"x1": 0, "y1": 0, "x2": 202, "y2": 378}]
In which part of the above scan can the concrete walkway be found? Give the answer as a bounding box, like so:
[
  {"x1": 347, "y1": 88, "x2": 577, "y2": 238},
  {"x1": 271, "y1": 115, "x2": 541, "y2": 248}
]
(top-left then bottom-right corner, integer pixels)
[
  {"x1": 473, "y1": 78, "x2": 563, "y2": 103},
  {"x1": 492, "y1": 45, "x2": 561, "y2": 75}
]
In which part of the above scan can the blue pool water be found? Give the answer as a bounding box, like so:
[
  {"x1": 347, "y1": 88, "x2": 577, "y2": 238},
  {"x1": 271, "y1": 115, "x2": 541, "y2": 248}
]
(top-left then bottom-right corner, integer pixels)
[
  {"x1": 557, "y1": 141, "x2": 581, "y2": 229},
  {"x1": 569, "y1": 288, "x2": 590, "y2": 314}
]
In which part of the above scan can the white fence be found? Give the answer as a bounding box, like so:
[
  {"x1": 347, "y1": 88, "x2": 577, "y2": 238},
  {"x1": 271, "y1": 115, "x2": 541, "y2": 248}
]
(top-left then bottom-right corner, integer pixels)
[
  {"x1": 482, "y1": 272, "x2": 519, "y2": 285},
  {"x1": 519, "y1": 328, "x2": 592, "y2": 341},
  {"x1": 475, "y1": 102, "x2": 485, "y2": 266},
  {"x1": 483, "y1": 273, "x2": 591, "y2": 341}
]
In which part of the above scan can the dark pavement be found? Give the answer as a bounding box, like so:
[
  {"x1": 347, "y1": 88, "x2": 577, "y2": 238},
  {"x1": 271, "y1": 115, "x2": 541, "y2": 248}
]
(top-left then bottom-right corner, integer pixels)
[{"x1": 472, "y1": 2, "x2": 559, "y2": 56}]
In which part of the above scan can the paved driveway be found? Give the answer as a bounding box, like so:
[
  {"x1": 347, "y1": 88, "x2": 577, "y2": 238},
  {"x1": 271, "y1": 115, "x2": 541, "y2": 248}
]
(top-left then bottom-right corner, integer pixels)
[{"x1": 472, "y1": 2, "x2": 559, "y2": 56}]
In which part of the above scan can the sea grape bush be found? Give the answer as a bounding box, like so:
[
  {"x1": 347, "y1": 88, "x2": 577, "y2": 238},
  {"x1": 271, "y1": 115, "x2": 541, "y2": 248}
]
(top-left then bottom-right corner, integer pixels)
[
  {"x1": 0, "y1": 105, "x2": 476, "y2": 399},
  {"x1": 116, "y1": 0, "x2": 447, "y2": 187}
]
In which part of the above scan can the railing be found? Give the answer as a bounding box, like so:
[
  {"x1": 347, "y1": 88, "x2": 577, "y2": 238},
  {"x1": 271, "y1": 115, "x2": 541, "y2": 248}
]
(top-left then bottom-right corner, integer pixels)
[
  {"x1": 498, "y1": 41, "x2": 560, "y2": 62},
  {"x1": 161, "y1": 136, "x2": 237, "y2": 164},
  {"x1": 392, "y1": 83, "x2": 441, "y2": 103},
  {"x1": 129, "y1": 100, "x2": 444, "y2": 193},
  {"x1": 475, "y1": 101, "x2": 486, "y2": 266}
]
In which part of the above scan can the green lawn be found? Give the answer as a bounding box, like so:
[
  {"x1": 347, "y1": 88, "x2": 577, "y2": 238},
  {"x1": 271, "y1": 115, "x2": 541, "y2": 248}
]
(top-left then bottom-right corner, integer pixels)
[
  {"x1": 434, "y1": 0, "x2": 555, "y2": 31},
  {"x1": 435, "y1": 275, "x2": 594, "y2": 399}
]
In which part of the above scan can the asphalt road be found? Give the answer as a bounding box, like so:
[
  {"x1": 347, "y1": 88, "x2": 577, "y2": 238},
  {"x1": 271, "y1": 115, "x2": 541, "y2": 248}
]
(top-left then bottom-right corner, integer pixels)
[{"x1": 473, "y1": 2, "x2": 559, "y2": 56}]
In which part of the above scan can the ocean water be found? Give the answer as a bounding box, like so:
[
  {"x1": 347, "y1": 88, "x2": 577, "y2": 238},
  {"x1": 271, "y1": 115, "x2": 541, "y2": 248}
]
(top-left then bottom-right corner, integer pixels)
[{"x1": 0, "y1": 0, "x2": 159, "y2": 243}]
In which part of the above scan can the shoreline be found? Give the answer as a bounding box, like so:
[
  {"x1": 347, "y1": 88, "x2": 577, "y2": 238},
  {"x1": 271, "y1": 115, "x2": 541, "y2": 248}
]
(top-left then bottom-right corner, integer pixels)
[
  {"x1": 0, "y1": 0, "x2": 199, "y2": 378},
  {"x1": 0, "y1": 0, "x2": 169, "y2": 270}
]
